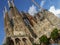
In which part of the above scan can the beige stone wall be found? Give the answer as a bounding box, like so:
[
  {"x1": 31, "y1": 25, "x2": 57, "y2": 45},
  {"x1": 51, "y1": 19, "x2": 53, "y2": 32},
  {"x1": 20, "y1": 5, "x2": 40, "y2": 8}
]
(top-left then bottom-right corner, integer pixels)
[
  {"x1": 45, "y1": 11, "x2": 60, "y2": 29},
  {"x1": 5, "y1": 37, "x2": 32, "y2": 45},
  {"x1": 4, "y1": 4, "x2": 60, "y2": 45}
]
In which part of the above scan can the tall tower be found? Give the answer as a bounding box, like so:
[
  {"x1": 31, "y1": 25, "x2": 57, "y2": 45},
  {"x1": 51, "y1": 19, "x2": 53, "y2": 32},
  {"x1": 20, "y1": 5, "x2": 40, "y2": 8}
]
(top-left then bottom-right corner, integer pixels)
[
  {"x1": 4, "y1": 6, "x2": 13, "y2": 37},
  {"x1": 8, "y1": 0, "x2": 30, "y2": 36},
  {"x1": 4, "y1": 0, "x2": 32, "y2": 45}
]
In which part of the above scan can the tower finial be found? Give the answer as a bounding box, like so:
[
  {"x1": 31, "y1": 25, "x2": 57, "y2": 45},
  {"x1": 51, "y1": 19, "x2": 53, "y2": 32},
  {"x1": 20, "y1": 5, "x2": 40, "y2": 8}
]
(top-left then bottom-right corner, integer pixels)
[
  {"x1": 11, "y1": 0, "x2": 14, "y2": 7},
  {"x1": 8, "y1": 0, "x2": 11, "y2": 7},
  {"x1": 3, "y1": 9, "x2": 5, "y2": 18},
  {"x1": 4, "y1": 6, "x2": 7, "y2": 13},
  {"x1": 8, "y1": 0, "x2": 14, "y2": 8},
  {"x1": 3, "y1": 6, "x2": 7, "y2": 18}
]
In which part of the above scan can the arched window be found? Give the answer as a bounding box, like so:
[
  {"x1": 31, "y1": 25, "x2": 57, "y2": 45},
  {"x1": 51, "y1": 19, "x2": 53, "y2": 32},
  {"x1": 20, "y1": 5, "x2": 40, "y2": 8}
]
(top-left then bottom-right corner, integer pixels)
[
  {"x1": 6, "y1": 37, "x2": 14, "y2": 45},
  {"x1": 15, "y1": 38, "x2": 21, "y2": 45},
  {"x1": 22, "y1": 38, "x2": 27, "y2": 45}
]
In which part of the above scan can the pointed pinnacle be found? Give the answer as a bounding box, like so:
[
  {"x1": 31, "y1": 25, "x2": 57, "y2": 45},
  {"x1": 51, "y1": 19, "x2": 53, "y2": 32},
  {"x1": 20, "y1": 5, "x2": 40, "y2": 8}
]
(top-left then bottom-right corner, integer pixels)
[
  {"x1": 11, "y1": 0, "x2": 14, "y2": 7},
  {"x1": 4, "y1": 6, "x2": 7, "y2": 13},
  {"x1": 8, "y1": 0, "x2": 11, "y2": 7}
]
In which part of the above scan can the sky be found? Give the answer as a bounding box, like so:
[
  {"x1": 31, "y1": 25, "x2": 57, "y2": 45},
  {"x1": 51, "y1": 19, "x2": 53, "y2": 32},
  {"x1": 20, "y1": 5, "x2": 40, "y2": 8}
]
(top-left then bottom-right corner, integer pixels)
[{"x1": 0, "y1": 0, "x2": 60, "y2": 45}]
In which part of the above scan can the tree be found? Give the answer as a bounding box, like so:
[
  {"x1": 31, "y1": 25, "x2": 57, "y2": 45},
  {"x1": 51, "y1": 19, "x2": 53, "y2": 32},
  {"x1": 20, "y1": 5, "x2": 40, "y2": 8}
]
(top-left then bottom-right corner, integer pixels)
[
  {"x1": 50, "y1": 28, "x2": 58, "y2": 40},
  {"x1": 39, "y1": 35, "x2": 48, "y2": 44}
]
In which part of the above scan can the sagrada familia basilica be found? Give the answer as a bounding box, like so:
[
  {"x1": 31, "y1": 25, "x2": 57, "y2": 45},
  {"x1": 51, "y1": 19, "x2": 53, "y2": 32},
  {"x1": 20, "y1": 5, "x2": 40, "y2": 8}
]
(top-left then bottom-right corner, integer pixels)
[{"x1": 4, "y1": 0, "x2": 60, "y2": 45}]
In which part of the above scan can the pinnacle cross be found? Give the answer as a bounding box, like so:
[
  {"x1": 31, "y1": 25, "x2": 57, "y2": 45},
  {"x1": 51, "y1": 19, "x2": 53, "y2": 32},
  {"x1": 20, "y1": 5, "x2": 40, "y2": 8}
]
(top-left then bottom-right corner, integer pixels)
[{"x1": 8, "y1": 0, "x2": 14, "y2": 8}]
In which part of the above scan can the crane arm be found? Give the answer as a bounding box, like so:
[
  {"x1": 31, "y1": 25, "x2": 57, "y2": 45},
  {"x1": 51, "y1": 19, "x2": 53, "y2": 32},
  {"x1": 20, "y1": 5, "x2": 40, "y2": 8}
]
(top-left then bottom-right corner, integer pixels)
[
  {"x1": 32, "y1": 0, "x2": 44, "y2": 11},
  {"x1": 32, "y1": 0, "x2": 41, "y2": 9}
]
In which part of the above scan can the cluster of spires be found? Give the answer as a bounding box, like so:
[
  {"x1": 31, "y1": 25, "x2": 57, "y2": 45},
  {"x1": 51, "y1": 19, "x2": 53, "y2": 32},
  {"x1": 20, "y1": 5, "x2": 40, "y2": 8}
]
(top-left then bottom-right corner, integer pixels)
[
  {"x1": 3, "y1": 0, "x2": 45, "y2": 17},
  {"x1": 3, "y1": 0, "x2": 14, "y2": 17},
  {"x1": 4, "y1": 0, "x2": 39, "y2": 27},
  {"x1": 4, "y1": 0, "x2": 60, "y2": 45},
  {"x1": 4, "y1": 0, "x2": 53, "y2": 38}
]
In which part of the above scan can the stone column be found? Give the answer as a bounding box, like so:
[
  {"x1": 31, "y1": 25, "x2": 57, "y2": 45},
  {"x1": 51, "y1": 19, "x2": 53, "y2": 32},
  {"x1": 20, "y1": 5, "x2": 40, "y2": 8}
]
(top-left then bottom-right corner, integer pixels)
[{"x1": 12, "y1": 38, "x2": 16, "y2": 45}]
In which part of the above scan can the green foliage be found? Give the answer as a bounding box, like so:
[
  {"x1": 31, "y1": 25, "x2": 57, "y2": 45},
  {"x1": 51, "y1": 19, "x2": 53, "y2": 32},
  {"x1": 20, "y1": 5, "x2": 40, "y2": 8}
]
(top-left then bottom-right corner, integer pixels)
[
  {"x1": 32, "y1": 43, "x2": 37, "y2": 45},
  {"x1": 50, "y1": 28, "x2": 58, "y2": 40},
  {"x1": 39, "y1": 35, "x2": 48, "y2": 43}
]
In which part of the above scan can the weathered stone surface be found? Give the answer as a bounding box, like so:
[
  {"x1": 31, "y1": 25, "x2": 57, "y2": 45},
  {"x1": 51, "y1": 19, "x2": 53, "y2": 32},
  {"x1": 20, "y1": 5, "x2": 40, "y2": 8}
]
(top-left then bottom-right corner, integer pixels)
[{"x1": 4, "y1": 1, "x2": 60, "y2": 45}]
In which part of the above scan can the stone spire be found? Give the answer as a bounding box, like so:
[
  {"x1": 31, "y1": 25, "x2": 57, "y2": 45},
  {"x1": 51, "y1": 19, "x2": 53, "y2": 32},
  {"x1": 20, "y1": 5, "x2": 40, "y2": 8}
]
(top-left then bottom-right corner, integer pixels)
[
  {"x1": 8, "y1": 0, "x2": 21, "y2": 17},
  {"x1": 8, "y1": 0, "x2": 11, "y2": 8},
  {"x1": 4, "y1": 6, "x2": 7, "y2": 13},
  {"x1": 4, "y1": 6, "x2": 8, "y2": 25},
  {"x1": 4, "y1": 6, "x2": 13, "y2": 36},
  {"x1": 3, "y1": 6, "x2": 7, "y2": 18},
  {"x1": 11, "y1": 0, "x2": 14, "y2": 7},
  {"x1": 8, "y1": 0, "x2": 14, "y2": 8},
  {"x1": 4, "y1": 6, "x2": 9, "y2": 22}
]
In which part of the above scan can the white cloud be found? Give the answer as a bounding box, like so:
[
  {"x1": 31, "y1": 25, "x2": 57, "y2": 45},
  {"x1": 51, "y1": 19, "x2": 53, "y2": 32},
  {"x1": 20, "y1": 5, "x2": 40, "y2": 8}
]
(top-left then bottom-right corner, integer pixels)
[
  {"x1": 40, "y1": 0, "x2": 45, "y2": 7},
  {"x1": 49, "y1": 6, "x2": 60, "y2": 18},
  {"x1": 28, "y1": 5, "x2": 37, "y2": 16}
]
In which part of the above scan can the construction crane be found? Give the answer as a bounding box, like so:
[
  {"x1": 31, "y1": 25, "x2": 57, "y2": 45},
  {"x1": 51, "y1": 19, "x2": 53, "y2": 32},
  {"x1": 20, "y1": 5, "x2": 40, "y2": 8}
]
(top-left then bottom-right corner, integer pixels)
[
  {"x1": 32, "y1": 0, "x2": 45, "y2": 20},
  {"x1": 32, "y1": 0, "x2": 44, "y2": 11},
  {"x1": 32, "y1": 0, "x2": 54, "y2": 25}
]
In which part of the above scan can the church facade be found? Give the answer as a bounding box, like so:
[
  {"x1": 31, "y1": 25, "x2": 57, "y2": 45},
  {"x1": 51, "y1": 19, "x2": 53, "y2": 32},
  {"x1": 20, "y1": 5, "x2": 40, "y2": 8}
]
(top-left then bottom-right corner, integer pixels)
[{"x1": 4, "y1": 0, "x2": 60, "y2": 45}]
